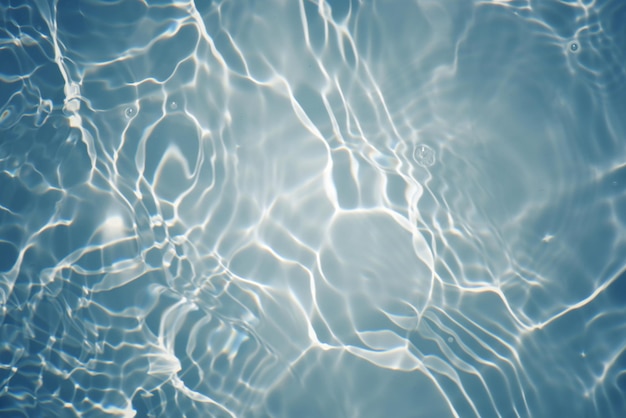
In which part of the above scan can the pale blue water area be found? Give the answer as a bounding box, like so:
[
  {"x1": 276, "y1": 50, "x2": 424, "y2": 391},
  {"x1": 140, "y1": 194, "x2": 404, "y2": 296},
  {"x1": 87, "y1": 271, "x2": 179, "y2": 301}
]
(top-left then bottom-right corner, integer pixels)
[{"x1": 1, "y1": 0, "x2": 626, "y2": 416}]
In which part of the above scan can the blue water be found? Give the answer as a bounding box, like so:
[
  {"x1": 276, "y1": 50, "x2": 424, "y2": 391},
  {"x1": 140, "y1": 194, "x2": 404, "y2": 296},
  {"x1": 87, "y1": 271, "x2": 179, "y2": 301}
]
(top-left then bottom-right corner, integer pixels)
[{"x1": 1, "y1": 0, "x2": 626, "y2": 417}]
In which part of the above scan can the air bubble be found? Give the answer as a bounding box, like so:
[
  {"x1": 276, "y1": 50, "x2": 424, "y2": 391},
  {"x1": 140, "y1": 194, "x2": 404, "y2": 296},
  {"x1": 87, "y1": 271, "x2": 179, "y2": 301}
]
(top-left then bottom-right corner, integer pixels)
[
  {"x1": 125, "y1": 107, "x2": 137, "y2": 118},
  {"x1": 413, "y1": 144, "x2": 436, "y2": 167},
  {"x1": 568, "y1": 41, "x2": 580, "y2": 54},
  {"x1": 169, "y1": 101, "x2": 178, "y2": 110}
]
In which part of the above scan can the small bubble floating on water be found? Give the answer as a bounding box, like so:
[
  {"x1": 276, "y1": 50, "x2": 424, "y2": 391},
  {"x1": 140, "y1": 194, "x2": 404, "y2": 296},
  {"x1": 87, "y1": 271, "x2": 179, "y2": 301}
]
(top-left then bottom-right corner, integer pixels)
[
  {"x1": 169, "y1": 100, "x2": 178, "y2": 110},
  {"x1": 125, "y1": 106, "x2": 137, "y2": 118},
  {"x1": 413, "y1": 143, "x2": 436, "y2": 167},
  {"x1": 568, "y1": 40, "x2": 580, "y2": 54}
]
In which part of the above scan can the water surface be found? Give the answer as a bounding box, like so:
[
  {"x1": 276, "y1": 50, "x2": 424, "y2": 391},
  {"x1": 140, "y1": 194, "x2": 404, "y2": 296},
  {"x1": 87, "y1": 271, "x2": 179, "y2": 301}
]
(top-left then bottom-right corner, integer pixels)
[{"x1": 1, "y1": 0, "x2": 626, "y2": 417}]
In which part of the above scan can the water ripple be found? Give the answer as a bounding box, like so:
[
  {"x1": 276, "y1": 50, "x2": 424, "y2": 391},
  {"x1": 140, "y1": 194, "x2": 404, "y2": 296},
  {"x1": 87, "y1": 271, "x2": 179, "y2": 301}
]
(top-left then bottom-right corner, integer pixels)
[{"x1": 1, "y1": 0, "x2": 625, "y2": 417}]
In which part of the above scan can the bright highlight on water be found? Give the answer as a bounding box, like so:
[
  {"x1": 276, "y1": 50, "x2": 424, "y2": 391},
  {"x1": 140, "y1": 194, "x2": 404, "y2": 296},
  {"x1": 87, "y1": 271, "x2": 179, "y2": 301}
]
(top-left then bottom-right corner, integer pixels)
[{"x1": 1, "y1": 0, "x2": 626, "y2": 417}]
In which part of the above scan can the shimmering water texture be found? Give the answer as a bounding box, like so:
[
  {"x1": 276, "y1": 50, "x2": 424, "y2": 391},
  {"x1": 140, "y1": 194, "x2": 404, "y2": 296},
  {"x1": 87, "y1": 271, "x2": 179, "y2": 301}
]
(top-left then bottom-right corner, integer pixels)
[{"x1": 1, "y1": 0, "x2": 626, "y2": 417}]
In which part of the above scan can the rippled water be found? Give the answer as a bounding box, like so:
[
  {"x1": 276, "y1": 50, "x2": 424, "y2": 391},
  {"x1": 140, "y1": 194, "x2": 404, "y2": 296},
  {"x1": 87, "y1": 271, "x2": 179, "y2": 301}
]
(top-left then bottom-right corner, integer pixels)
[{"x1": 1, "y1": 0, "x2": 626, "y2": 417}]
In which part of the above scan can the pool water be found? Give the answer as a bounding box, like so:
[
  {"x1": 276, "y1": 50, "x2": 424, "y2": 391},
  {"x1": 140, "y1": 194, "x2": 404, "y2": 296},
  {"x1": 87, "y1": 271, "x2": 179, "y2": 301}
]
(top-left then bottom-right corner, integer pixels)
[{"x1": 1, "y1": 0, "x2": 626, "y2": 417}]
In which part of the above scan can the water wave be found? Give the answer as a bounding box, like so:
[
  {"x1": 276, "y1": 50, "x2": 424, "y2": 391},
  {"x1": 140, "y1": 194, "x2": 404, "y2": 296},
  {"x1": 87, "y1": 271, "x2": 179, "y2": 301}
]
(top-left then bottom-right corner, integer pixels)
[{"x1": 1, "y1": 0, "x2": 625, "y2": 417}]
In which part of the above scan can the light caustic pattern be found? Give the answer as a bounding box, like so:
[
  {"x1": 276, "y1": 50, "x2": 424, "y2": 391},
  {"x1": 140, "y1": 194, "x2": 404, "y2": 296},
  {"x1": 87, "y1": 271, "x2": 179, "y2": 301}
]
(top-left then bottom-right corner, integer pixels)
[{"x1": 1, "y1": 0, "x2": 626, "y2": 417}]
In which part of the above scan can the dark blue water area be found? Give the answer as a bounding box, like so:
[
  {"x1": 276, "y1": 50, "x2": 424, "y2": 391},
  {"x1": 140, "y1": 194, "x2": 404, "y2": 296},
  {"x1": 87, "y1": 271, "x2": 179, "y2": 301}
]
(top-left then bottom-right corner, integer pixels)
[{"x1": 2, "y1": 0, "x2": 626, "y2": 417}]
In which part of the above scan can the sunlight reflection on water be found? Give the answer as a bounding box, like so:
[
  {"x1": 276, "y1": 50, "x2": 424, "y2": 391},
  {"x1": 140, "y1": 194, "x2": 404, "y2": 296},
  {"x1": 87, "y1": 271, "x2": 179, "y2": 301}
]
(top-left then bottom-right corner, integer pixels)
[{"x1": 1, "y1": 0, "x2": 626, "y2": 417}]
